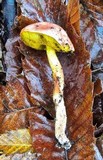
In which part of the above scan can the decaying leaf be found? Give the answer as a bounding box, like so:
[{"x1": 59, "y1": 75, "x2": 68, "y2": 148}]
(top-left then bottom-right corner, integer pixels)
[
  {"x1": 0, "y1": 78, "x2": 45, "y2": 133},
  {"x1": 60, "y1": 25, "x2": 95, "y2": 159},
  {"x1": 80, "y1": 0, "x2": 103, "y2": 142},
  {"x1": 0, "y1": 151, "x2": 38, "y2": 160},
  {"x1": 29, "y1": 112, "x2": 65, "y2": 160},
  {"x1": 16, "y1": 0, "x2": 67, "y2": 29},
  {"x1": 80, "y1": 0, "x2": 103, "y2": 82},
  {"x1": 4, "y1": 36, "x2": 55, "y2": 115},
  {"x1": 67, "y1": 0, "x2": 80, "y2": 34},
  {"x1": 0, "y1": 129, "x2": 32, "y2": 155},
  {"x1": 5, "y1": 36, "x2": 21, "y2": 81},
  {"x1": 19, "y1": 41, "x2": 55, "y2": 116},
  {"x1": 93, "y1": 78, "x2": 103, "y2": 97},
  {"x1": 0, "y1": 77, "x2": 35, "y2": 114},
  {"x1": 0, "y1": 75, "x2": 45, "y2": 136},
  {"x1": 0, "y1": 107, "x2": 43, "y2": 134}
]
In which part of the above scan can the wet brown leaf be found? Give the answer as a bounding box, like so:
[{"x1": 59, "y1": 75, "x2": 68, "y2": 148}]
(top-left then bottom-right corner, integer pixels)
[
  {"x1": 19, "y1": 41, "x2": 55, "y2": 116},
  {"x1": 4, "y1": 35, "x2": 55, "y2": 116},
  {"x1": 93, "y1": 78, "x2": 103, "y2": 97},
  {"x1": 0, "y1": 77, "x2": 32, "y2": 113},
  {"x1": 80, "y1": 0, "x2": 103, "y2": 82},
  {"x1": 5, "y1": 36, "x2": 22, "y2": 81},
  {"x1": 16, "y1": 0, "x2": 67, "y2": 29},
  {"x1": 29, "y1": 112, "x2": 65, "y2": 160},
  {"x1": 0, "y1": 76, "x2": 45, "y2": 133},
  {"x1": 0, "y1": 107, "x2": 34, "y2": 134},
  {"x1": 80, "y1": 0, "x2": 103, "y2": 142},
  {"x1": 62, "y1": 24, "x2": 95, "y2": 159},
  {"x1": 67, "y1": 0, "x2": 80, "y2": 34}
]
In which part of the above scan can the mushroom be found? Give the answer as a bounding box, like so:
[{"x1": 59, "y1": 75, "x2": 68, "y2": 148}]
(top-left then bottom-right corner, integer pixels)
[{"x1": 20, "y1": 22, "x2": 74, "y2": 150}]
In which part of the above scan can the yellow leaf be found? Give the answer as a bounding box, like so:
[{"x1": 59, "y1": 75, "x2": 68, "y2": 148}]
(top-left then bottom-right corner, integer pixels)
[{"x1": 0, "y1": 129, "x2": 32, "y2": 155}]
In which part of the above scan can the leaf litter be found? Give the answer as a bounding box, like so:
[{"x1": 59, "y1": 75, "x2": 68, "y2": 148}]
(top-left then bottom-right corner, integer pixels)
[{"x1": 0, "y1": 0, "x2": 98, "y2": 159}]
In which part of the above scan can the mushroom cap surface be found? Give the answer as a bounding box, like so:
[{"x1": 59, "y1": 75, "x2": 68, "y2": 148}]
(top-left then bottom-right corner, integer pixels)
[{"x1": 20, "y1": 22, "x2": 74, "y2": 52}]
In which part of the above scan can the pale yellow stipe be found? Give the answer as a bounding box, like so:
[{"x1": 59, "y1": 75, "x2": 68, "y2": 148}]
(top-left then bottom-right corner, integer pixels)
[{"x1": 46, "y1": 46, "x2": 71, "y2": 149}]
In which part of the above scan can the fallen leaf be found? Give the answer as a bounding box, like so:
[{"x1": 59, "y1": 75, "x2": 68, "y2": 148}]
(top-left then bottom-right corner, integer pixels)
[
  {"x1": 4, "y1": 36, "x2": 55, "y2": 115},
  {"x1": 61, "y1": 24, "x2": 95, "y2": 159},
  {"x1": 80, "y1": 0, "x2": 103, "y2": 82},
  {"x1": 0, "y1": 107, "x2": 39, "y2": 134},
  {"x1": 16, "y1": 0, "x2": 67, "y2": 29},
  {"x1": 19, "y1": 41, "x2": 55, "y2": 116},
  {"x1": 80, "y1": 1, "x2": 103, "y2": 145},
  {"x1": 5, "y1": 36, "x2": 22, "y2": 81},
  {"x1": 0, "y1": 151, "x2": 38, "y2": 160},
  {"x1": 29, "y1": 112, "x2": 65, "y2": 160},
  {"x1": 67, "y1": 0, "x2": 80, "y2": 34},
  {"x1": 0, "y1": 129, "x2": 32, "y2": 155},
  {"x1": 0, "y1": 77, "x2": 45, "y2": 133},
  {"x1": 93, "y1": 78, "x2": 103, "y2": 97},
  {"x1": 0, "y1": 77, "x2": 32, "y2": 113}
]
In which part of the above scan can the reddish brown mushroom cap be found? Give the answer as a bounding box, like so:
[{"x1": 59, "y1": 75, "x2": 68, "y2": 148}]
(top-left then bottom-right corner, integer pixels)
[{"x1": 20, "y1": 22, "x2": 74, "y2": 52}]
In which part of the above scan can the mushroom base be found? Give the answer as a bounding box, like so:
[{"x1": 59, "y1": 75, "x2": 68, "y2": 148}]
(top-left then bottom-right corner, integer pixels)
[{"x1": 54, "y1": 93, "x2": 71, "y2": 150}]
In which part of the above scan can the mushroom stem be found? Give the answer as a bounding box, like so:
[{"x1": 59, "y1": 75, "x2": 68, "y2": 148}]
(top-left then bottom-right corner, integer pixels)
[{"x1": 46, "y1": 46, "x2": 71, "y2": 150}]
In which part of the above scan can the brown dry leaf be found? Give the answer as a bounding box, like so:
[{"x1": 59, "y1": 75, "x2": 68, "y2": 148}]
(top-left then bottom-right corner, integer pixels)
[{"x1": 0, "y1": 129, "x2": 32, "y2": 155}]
